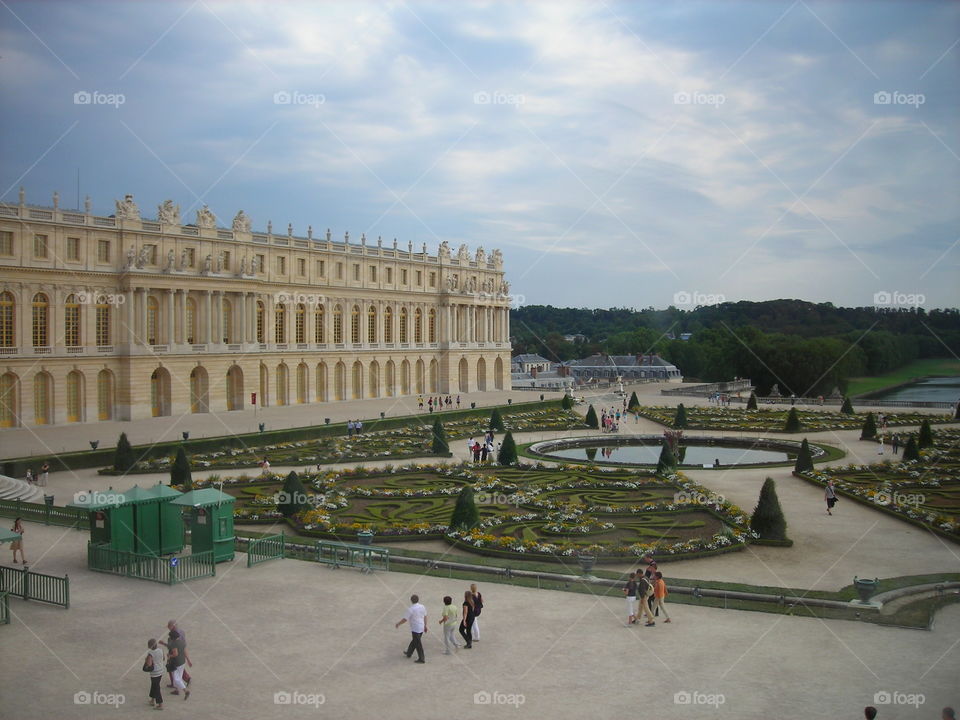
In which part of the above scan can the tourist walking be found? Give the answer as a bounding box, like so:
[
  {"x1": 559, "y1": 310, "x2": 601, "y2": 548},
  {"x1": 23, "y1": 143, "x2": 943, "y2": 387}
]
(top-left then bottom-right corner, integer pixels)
[
  {"x1": 653, "y1": 571, "x2": 671, "y2": 622},
  {"x1": 25, "y1": 468, "x2": 33, "y2": 485},
  {"x1": 39, "y1": 462, "x2": 49, "y2": 487},
  {"x1": 624, "y1": 572, "x2": 638, "y2": 625},
  {"x1": 396, "y1": 594, "x2": 427, "y2": 663},
  {"x1": 418, "y1": 395, "x2": 424, "y2": 411},
  {"x1": 825, "y1": 480, "x2": 838, "y2": 515},
  {"x1": 10, "y1": 517, "x2": 25, "y2": 564},
  {"x1": 470, "y1": 583, "x2": 483, "y2": 642},
  {"x1": 260, "y1": 457, "x2": 271, "y2": 476},
  {"x1": 637, "y1": 572, "x2": 656, "y2": 626},
  {"x1": 877, "y1": 436, "x2": 884, "y2": 455},
  {"x1": 458, "y1": 591, "x2": 476, "y2": 648},
  {"x1": 439, "y1": 596, "x2": 460, "y2": 654},
  {"x1": 892, "y1": 434, "x2": 900, "y2": 455},
  {"x1": 144, "y1": 638, "x2": 165, "y2": 710},
  {"x1": 164, "y1": 630, "x2": 190, "y2": 700},
  {"x1": 159, "y1": 621, "x2": 191, "y2": 691},
  {"x1": 347, "y1": 420, "x2": 354, "y2": 437}
]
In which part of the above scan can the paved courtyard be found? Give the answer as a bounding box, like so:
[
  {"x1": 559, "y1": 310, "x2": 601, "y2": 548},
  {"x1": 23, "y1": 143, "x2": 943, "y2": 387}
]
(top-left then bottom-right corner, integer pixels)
[{"x1": 2, "y1": 383, "x2": 958, "y2": 718}]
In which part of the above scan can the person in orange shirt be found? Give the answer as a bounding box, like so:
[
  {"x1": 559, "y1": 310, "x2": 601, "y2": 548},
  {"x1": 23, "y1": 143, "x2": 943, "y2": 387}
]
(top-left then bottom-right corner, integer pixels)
[{"x1": 653, "y1": 571, "x2": 671, "y2": 623}]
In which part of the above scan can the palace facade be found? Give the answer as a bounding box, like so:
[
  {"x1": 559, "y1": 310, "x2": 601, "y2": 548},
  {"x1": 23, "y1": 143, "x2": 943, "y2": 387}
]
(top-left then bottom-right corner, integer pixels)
[{"x1": 0, "y1": 190, "x2": 512, "y2": 428}]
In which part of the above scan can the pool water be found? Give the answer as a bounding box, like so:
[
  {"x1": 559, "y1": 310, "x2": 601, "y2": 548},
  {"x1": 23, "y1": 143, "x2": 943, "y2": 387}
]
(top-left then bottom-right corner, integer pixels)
[{"x1": 549, "y1": 444, "x2": 791, "y2": 466}]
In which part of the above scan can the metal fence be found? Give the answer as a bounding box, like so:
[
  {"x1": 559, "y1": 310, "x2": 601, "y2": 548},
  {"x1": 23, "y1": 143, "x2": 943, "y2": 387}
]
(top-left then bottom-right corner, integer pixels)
[
  {"x1": 0, "y1": 591, "x2": 8, "y2": 624},
  {"x1": 246, "y1": 534, "x2": 285, "y2": 567},
  {"x1": 87, "y1": 543, "x2": 215, "y2": 585},
  {"x1": 0, "y1": 499, "x2": 88, "y2": 529},
  {"x1": 0, "y1": 564, "x2": 70, "y2": 608},
  {"x1": 316, "y1": 541, "x2": 390, "y2": 573}
]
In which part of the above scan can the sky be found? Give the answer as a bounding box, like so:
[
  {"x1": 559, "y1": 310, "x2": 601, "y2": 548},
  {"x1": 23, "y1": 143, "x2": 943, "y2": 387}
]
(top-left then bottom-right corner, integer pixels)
[{"x1": 1, "y1": 0, "x2": 958, "y2": 311}]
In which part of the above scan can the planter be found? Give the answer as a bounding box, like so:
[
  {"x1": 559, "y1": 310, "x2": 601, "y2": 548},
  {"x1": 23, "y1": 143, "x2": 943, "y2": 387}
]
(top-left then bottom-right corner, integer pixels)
[
  {"x1": 357, "y1": 531, "x2": 374, "y2": 546},
  {"x1": 577, "y1": 554, "x2": 596, "y2": 575},
  {"x1": 853, "y1": 576, "x2": 879, "y2": 603}
]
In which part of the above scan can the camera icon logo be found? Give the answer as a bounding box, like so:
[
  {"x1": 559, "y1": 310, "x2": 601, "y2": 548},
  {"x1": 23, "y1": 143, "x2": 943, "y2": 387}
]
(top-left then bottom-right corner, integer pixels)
[
  {"x1": 74, "y1": 91, "x2": 92, "y2": 105},
  {"x1": 473, "y1": 91, "x2": 491, "y2": 105},
  {"x1": 874, "y1": 691, "x2": 892, "y2": 705},
  {"x1": 873, "y1": 91, "x2": 892, "y2": 105},
  {"x1": 274, "y1": 691, "x2": 292, "y2": 705},
  {"x1": 873, "y1": 291, "x2": 891, "y2": 306},
  {"x1": 474, "y1": 690, "x2": 492, "y2": 705},
  {"x1": 74, "y1": 691, "x2": 92, "y2": 705},
  {"x1": 674, "y1": 691, "x2": 692, "y2": 704},
  {"x1": 273, "y1": 91, "x2": 292, "y2": 105},
  {"x1": 673, "y1": 91, "x2": 691, "y2": 105},
  {"x1": 673, "y1": 291, "x2": 692, "y2": 306}
]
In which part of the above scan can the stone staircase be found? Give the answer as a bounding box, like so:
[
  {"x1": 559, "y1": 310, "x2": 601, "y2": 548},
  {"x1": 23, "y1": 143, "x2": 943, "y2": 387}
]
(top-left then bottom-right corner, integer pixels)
[{"x1": 0, "y1": 475, "x2": 45, "y2": 504}]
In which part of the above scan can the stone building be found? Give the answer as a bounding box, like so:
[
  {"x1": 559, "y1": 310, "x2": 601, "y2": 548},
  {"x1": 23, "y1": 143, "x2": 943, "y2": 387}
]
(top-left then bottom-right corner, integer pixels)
[
  {"x1": 560, "y1": 354, "x2": 682, "y2": 383},
  {"x1": 0, "y1": 190, "x2": 512, "y2": 427}
]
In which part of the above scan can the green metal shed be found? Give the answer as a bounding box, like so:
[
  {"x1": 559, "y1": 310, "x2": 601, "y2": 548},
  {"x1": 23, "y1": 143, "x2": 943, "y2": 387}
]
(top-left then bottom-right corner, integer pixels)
[
  {"x1": 67, "y1": 488, "x2": 134, "y2": 551},
  {"x1": 144, "y1": 484, "x2": 185, "y2": 555},
  {"x1": 170, "y1": 488, "x2": 235, "y2": 563}
]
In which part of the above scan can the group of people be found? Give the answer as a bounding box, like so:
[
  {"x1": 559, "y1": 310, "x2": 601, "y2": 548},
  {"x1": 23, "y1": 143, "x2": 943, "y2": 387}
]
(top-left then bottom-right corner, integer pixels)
[
  {"x1": 346, "y1": 419, "x2": 364, "y2": 436},
  {"x1": 623, "y1": 556, "x2": 670, "y2": 627},
  {"x1": 396, "y1": 583, "x2": 484, "y2": 663},
  {"x1": 143, "y1": 620, "x2": 193, "y2": 709},
  {"x1": 24, "y1": 462, "x2": 49, "y2": 487},
  {"x1": 467, "y1": 431, "x2": 498, "y2": 463},
  {"x1": 599, "y1": 408, "x2": 624, "y2": 432},
  {"x1": 418, "y1": 395, "x2": 461, "y2": 412}
]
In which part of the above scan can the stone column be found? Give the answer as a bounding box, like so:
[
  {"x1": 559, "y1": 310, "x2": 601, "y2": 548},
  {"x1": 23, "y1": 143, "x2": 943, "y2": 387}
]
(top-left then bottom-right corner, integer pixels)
[
  {"x1": 125, "y1": 288, "x2": 135, "y2": 347},
  {"x1": 204, "y1": 290, "x2": 213, "y2": 344},
  {"x1": 166, "y1": 289, "x2": 174, "y2": 345},
  {"x1": 139, "y1": 288, "x2": 148, "y2": 345}
]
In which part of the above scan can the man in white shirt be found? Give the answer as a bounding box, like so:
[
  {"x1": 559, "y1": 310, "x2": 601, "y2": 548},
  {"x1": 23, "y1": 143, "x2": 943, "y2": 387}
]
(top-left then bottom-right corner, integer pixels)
[{"x1": 395, "y1": 594, "x2": 428, "y2": 663}]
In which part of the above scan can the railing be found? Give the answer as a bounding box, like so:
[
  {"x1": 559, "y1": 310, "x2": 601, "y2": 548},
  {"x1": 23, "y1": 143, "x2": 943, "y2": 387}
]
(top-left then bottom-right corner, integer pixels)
[
  {"x1": 87, "y1": 543, "x2": 215, "y2": 585},
  {"x1": 245, "y1": 533, "x2": 285, "y2": 567},
  {"x1": 661, "y1": 380, "x2": 753, "y2": 397},
  {"x1": 733, "y1": 395, "x2": 957, "y2": 410},
  {"x1": 66, "y1": 346, "x2": 85, "y2": 354},
  {"x1": 316, "y1": 541, "x2": 389, "y2": 573},
  {"x1": 180, "y1": 227, "x2": 199, "y2": 236},
  {"x1": 0, "y1": 591, "x2": 8, "y2": 624},
  {"x1": 97, "y1": 345, "x2": 114, "y2": 353},
  {"x1": 0, "y1": 565, "x2": 70, "y2": 608},
  {"x1": 141, "y1": 221, "x2": 160, "y2": 232},
  {"x1": 192, "y1": 344, "x2": 207, "y2": 352},
  {"x1": 0, "y1": 499, "x2": 88, "y2": 529}
]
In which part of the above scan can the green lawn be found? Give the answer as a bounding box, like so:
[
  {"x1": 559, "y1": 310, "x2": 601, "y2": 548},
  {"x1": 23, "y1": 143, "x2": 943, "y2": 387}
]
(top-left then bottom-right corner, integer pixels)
[{"x1": 846, "y1": 358, "x2": 960, "y2": 397}]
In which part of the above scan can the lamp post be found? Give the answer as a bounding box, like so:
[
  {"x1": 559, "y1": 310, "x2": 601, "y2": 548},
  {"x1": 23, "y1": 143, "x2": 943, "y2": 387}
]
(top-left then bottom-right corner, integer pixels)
[
  {"x1": 182, "y1": 431, "x2": 190, "y2": 441},
  {"x1": 89, "y1": 440, "x2": 99, "y2": 450}
]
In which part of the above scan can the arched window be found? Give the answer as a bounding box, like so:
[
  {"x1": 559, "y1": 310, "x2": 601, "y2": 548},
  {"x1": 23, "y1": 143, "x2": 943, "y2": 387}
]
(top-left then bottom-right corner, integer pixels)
[
  {"x1": 186, "y1": 297, "x2": 197, "y2": 344},
  {"x1": 333, "y1": 305, "x2": 343, "y2": 344},
  {"x1": 65, "y1": 294, "x2": 81, "y2": 346},
  {"x1": 0, "y1": 372, "x2": 18, "y2": 427},
  {"x1": 274, "y1": 303, "x2": 286, "y2": 344},
  {"x1": 256, "y1": 301, "x2": 265, "y2": 343},
  {"x1": 384, "y1": 306, "x2": 393, "y2": 343},
  {"x1": 428, "y1": 308, "x2": 436, "y2": 343},
  {"x1": 96, "y1": 301, "x2": 111, "y2": 346},
  {"x1": 34, "y1": 372, "x2": 52, "y2": 424},
  {"x1": 276, "y1": 363, "x2": 289, "y2": 405},
  {"x1": 315, "y1": 305, "x2": 325, "y2": 343},
  {"x1": 66, "y1": 370, "x2": 84, "y2": 422},
  {"x1": 414, "y1": 308, "x2": 423, "y2": 343},
  {"x1": 295, "y1": 303, "x2": 306, "y2": 344},
  {"x1": 32, "y1": 293, "x2": 49, "y2": 347},
  {"x1": 222, "y1": 298, "x2": 233, "y2": 343},
  {"x1": 0, "y1": 291, "x2": 14, "y2": 347},
  {"x1": 97, "y1": 369, "x2": 114, "y2": 420},
  {"x1": 367, "y1": 305, "x2": 377, "y2": 344},
  {"x1": 146, "y1": 296, "x2": 159, "y2": 345},
  {"x1": 350, "y1": 305, "x2": 360, "y2": 344},
  {"x1": 399, "y1": 307, "x2": 408, "y2": 343}
]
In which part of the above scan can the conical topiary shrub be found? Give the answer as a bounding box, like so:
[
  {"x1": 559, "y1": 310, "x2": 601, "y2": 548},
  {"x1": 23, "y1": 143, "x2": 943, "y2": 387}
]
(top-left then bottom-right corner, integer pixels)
[
  {"x1": 431, "y1": 418, "x2": 449, "y2": 454},
  {"x1": 794, "y1": 438, "x2": 814, "y2": 473},
  {"x1": 746, "y1": 392, "x2": 758, "y2": 410},
  {"x1": 584, "y1": 404, "x2": 599, "y2": 429},
  {"x1": 840, "y1": 396, "x2": 854, "y2": 414},
  {"x1": 918, "y1": 419, "x2": 934, "y2": 449},
  {"x1": 783, "y1": 407, "x2": 802, "y2": 432},
  {"x1": 278, "y1": 471, "x2": 307, "y2": 517},
  {"x1": 673, "y1": 403, "x2": 688, "y2": 429},
  {"x1": 585, "y1": 447, "x2": 597, "y2": 462},
  {"x1": 860, "y1": 412, "x2": 877, "y2": 440},
  {"x1": 498, "y1": 431, "x2": 518, "y2": 465},
  {"x1": 902, "y1": 436, "x2": 920, "y2": 462},
  {"x1": 489, "y1": 408, "x2": 505, "y2": 432},
  {"x1": 450, "y1": 486, "x2": 480, "y2": 530},
  {"x1": 750, "y1": 477, "x2": 788, "y2": 541},
  {"x1": 114, "y1": 432, "x2": 136, "y2": 473},
  {"x1": 561, "y1": 393, "x2": 575, "y2": 410},
  {"x1": 170, "y1": 446, "x2": 193, "y2": 489},
  {"x1": 628, "y1": 391, "x2": 640, "y2": 412},
  {"x1": 656, "y1": 442, "x2": 677, "y2": 475}
]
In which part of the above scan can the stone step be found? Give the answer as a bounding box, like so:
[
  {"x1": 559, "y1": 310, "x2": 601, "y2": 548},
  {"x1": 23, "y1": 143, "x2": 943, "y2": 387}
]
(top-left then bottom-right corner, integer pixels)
[{"x1": 0, "y1": 475, "x2": 46, "y2": 504}]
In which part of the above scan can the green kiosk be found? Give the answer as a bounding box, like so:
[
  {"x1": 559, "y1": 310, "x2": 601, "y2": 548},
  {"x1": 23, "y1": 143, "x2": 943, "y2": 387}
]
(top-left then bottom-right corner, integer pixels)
[
  {"x1": 69, "y1": 484, "x2": 184, "y2": 557},
  {"x1": 171, "y1": 489, "x2": 235, "y2": 563}
]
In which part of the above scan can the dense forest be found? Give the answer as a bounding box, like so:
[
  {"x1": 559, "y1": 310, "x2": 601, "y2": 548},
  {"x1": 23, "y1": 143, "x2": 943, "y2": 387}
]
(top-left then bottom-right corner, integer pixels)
[{"x1": 510, "y1": 300, "x2": 960, "y2": 396}]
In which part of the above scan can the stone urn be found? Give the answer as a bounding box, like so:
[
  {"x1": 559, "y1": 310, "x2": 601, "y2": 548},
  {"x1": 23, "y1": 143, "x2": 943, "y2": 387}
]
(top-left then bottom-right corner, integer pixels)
[
  {"x1": 357, "y1": 530, "x2": 374, "y2": 546},
  {"x1": 577, "y1": 554, "x2": 596, "y2": 575},
  {"x1": 853, "y1": 576, "x2": 879, "y2": 603}
]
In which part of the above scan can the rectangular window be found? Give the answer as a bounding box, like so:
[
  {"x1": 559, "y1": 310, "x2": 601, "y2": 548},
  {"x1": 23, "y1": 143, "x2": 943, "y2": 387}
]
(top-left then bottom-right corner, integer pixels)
[
  {"x1": 97, "y1": 239, "x2": 111, "y2": 263},
  {"x1": 416, "y1": 270, "x2": 422, "y2": 286},
  {"x1": 386, "y1": 267, "x2": 393, "y2": 283},
  {"x1": 66, "y1": 237, "x2": 80, "y2": 260},
  {"x1": 317, "y1": 260, "x2": 325, "y2": 276},
  {"x1": 401, "y1": 268, "x2": 408, "y2": 284},
  {"x1": 144, "y1": 244, "x2": 157, "y2": 264},
  {"x1": 34, "y1": 234, "x2": 48, "y2": 258},
  {"x1": 96, "y1": 305, "x2": 110, "y2": 345},
  {"x1": 277, "y1": 256, "x2": 286, "y2": 274},
  {"x1": 185, "y1": 248, "x2": 195, "y2": 267},
  {"x1": 256, "y1": 254, "x2": 265, "y2": 273},
  {"x1": 298, "y1": 258, "x2": 306, "y2": 276},
  {"x1": 352, "y1": 264, "x2": 360, "y2": 281},
  {"x1": 369, "y1": 265, "x2": 377, "y2": 282},
  {"x1": 429, "y1": 272, "x2": 436, "y2": 288},
  {"x1": 0, "y1": 231, "x2": 13, "y2": 255},
  {"x1": 222, "y1": 251, "x2": 231, "y2": 271},
  {"x1": 336, "y1": 262, "x2": 343, "y2": 280},
  {"x1": 65, "y1": 302, "x2": 80, "y2": 346}
]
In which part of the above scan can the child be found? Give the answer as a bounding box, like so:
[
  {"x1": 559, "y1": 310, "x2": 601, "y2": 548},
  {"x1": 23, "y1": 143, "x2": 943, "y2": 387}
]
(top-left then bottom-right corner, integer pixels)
[
  {"x1": 439, "y1": 596, "x2": 460, "y2": 654},
  {"x1": 624, "y1": 572, "x2": 638, "y2": 625},
  {"x1": 653, "y1": 571, "x2": 671, "y2": 623}
]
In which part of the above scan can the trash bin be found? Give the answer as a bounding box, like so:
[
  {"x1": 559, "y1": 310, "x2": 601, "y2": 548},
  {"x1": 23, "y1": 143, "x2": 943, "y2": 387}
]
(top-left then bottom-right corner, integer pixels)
[
  {"x1": 43, "y1": 495, "x2": 54, "y2": 508},
  {"x1": 357, "y1": 531, "x2": 374, "y2": 546}
]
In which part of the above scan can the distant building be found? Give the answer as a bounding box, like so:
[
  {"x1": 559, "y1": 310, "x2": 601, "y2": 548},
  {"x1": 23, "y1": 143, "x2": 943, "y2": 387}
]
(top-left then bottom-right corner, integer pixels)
[
  {"x1": 563, "y1": 333, "x2": 586, "y2": 343},
  {"x1": 560, "y1": 354, "x2": 682, "y2": 383},
  {"x1": 510, "y1": 353, "x2": 574, "y2": 390},
  {"x1": 512, "y1": 353, "x2": 551, "y2": 374}
]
